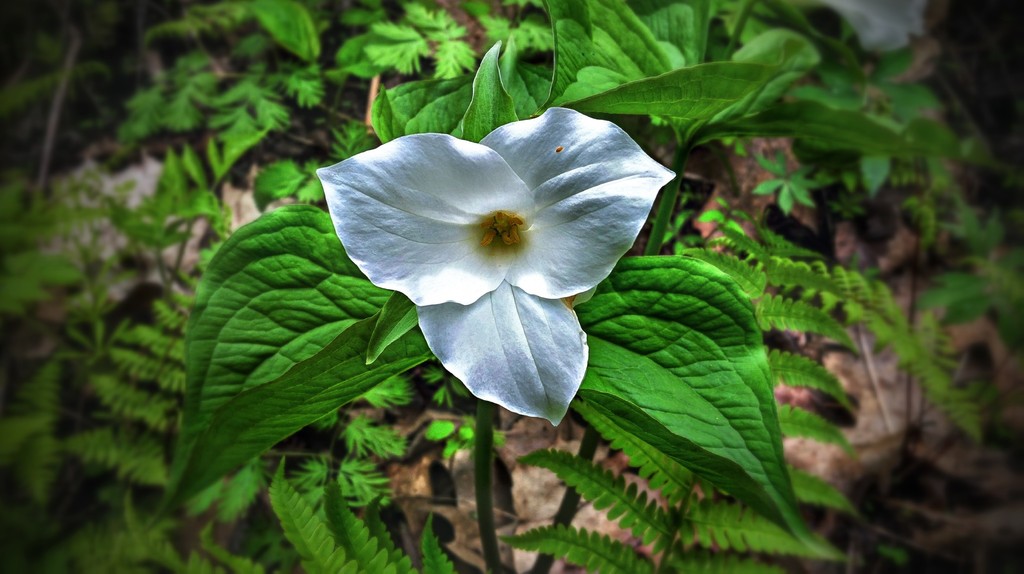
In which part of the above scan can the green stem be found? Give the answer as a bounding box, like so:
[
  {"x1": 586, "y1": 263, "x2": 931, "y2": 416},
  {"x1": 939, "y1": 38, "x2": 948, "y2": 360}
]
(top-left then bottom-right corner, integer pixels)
[
  {"x1": 475, "y1": 400, "x2": 502, "y2": 573},
  {"x1": 644, "y1": 143, "x2": 691, "y2": 256},
  {"x1": 528, "y1": 424, "x2": 600, "y2": 574},
  {"x1": 726, "y1": 0, "x2": 759, "y2": 56}
]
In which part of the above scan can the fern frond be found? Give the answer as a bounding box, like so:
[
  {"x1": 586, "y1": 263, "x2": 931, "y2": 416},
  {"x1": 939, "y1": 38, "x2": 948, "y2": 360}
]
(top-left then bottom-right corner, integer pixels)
[
  {"x1": 788, "y1": 466, "x2": 858, "y2": 516},
  {"x1": 364, "y1": 503, "x2": 415, "y2": 574},
  {"x1": 91, "y1": 374, "x2": 177, "y2": 432},
  {"x1": 269, "y1": 467, "x2": 355, "y2": 574},
  {"x1": 504, "y1": 525, "x2": 654, "y2": 574},
  {"x1": 682, "y1": 249, "x2": 766, "y2": 297},
  {"x1": 65, "y1": 428, "x2": 168, "y2": 485},
  {"x1": 520, "y1": 449, "x2": 674, "y2": 548},
  {"x1": 709, "y1": 226, "x2": 769, "y2": 260},
  {"x1": 756, "y1": 294, "x2": 856, "y2": 351},
  {"x1": 420, "y1": 516, "x2": 456, "y2": 574},
  {"x1": 756, "y1": 227, "x2": 825, "y2": 260},
  {"x1": 687, "y1": 499, "x2": 843, "y2": 560},
  {"x1": 777, "y1": 405, "x2": 854, "y2": 456},
  {"x1": 768, "y1": 350, "x2": 851, "y2": 409},
  {"x1": 342, "y1": 415, "x2": 406, "y2": 459},
  {"x1": 664, "y1": 550, "x2": 785, "y2": 574},
  {"x1": 762, "y1": 257, "x2": 837, "y2": 297},
  {"x1": 323, "y1": 482, "x2": 397, "y2": 573},
  {"x1": 575, "y1": 401, "x2": 693, "y2": 505}
]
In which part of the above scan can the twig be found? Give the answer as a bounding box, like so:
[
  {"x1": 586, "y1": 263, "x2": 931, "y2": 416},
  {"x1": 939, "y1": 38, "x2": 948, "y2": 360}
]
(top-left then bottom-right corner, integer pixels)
[
  {"x1": 856, "y1": 325, "x2": 895, "y2": 433},
  {"x1": 36, "y1": 25, "x2": 82, "y2": 191}
]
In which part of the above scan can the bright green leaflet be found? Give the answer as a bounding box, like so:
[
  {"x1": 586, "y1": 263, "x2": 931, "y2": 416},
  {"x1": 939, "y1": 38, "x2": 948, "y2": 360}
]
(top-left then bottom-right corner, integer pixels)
[
  {"x1": 563, "y1": 61, "x2": 776, "y2": 134},
  {"x1": 366, "y1": 292, "x2": 419, "y2": 365},
  {"x1": 630, "y1": 0, "x2": 711, "y2": 68},
  {"x1": 546, "y1": 0, "x2": 670, "y2": 105},
  {"x1": 576, "y1": 257, "x2": 805, "y2": 537},
  {"x1": 250, "y1": 0, "x2": 321, "y2": 62},
  {"x1": 371, "y1": 77, "x2": 473, "y2": 143},
  {"x1": 460, "y1": 42, "x2": 518, "y2": 143},
  {"x1": 167, "y1": 206, "x2": 391, "y2": 507}
]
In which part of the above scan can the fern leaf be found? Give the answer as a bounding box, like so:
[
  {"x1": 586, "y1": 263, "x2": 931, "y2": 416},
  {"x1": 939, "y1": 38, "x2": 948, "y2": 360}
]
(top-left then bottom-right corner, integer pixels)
[
  {"x1": 788, "y1": 466, "x2": 858, "y2": 516},
  {"x1": 323, "y1": 481, "x2": 396, "y2": 573},
  {"x1": 756, "y1": 294, "x2": 856, "y2": 351},
  {"x1": 664, "y1": 550, "x2": 785, "y2": 574},
  {"x1": 420, "y1": 516, "x2": 456, "y2": 574},
  {"x1": 269, "y1": 466, "x2": 355, "y2": 574},
  {"x1": 575, "y1": 401, "x2": 692, "y2": 505},
  {"x1": 343, "y1": 415, "x2": 407, "y2": 459},
  {"x1": 91, "y1": 374, "x2": 177, "y2": 432},
  {"x1": 777, "y1": 405, "x2": 854, "y2": 456},
  {"x1": 768, "y1": 350, "x2": 851, "y2": 409},
  {"x1": 65, "y1": 428, "x2": 168, "y2": 486},
  {"x1": 756, "y1": 227, "x2": 825, "y2": 260},
  {"x1": 688, "y1": 499, "x2": 843, "y2": 560},
  {"x1": 520, "y1": 449, "x2": 674, "y2": 548},
  {"x1": 682, "y1": 249, "x2": 766, "y2": 297},
  {"x1": 364, "y1": 502, "x2": 415, "y2": 574},
  {"x1": 504, "y1": 525, "x2": 654, "y2": 574},
  {"x1": 762, "y1": 257, "x2": 837, "y2": 297}
]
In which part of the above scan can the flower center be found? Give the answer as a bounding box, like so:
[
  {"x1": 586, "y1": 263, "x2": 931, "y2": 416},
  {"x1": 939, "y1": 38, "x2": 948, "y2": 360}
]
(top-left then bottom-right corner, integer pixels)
[{"x1": 480, "y1": 211, "x2": 525, "y2": 247}]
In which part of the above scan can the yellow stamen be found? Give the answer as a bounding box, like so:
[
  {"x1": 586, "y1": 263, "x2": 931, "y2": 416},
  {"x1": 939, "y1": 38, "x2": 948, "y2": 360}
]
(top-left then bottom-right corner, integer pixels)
[{"x1": 480, "y1": 211, "x2": 525, "y2": 248}]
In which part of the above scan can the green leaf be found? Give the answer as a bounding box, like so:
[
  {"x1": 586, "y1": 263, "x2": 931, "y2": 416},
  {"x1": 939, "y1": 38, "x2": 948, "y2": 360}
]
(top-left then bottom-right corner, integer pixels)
[
  {"x1": 424, "y1": 420, "x2": 457, "y2": 441},
  {"x1": 695, "y1": 101, "x2": 960, "y2": 157},
  {"x1": 755, "y1": 294, "x2": 856, "y2": 351},
  {"x1": 768, "y1": 350, "x2": 851, "y2": 410},
  {"x1": 505, "y1": 525, "x2": 654, "y2": 574},
  {"x1": 564, "y1": 62, "x2": 777, "y2": 139},
  {"x1": 460, "y1": 42, "x2": 518, "y2": 143},
  {"x1": 688, "y1": 499, "x2": 843, "y2": 560},
  {"x1": 323, "y1": 482, "x2": 393, "y2": 571},
  {"x1": 371, "y1": 78, "x2": 473, "y2": 143},
  {"x1": 576, "y1": 256, "x2": 806, "y2": 538},
  {"x1": 166, "y1": 206, "x2": 397, "y2": 507},
  {"x1": 269, "y1": 465, "x2": 351, "y2": 573},
  {"x1": 778, "y1": 405, "x2": 854, "y2": 456},
  {"x1": 250, "y1": 0, "x2": 320, "y2": 62},
  {"x1": 789, "y1": 466, "x2": 858, "y2": 515},
  {"x1": 630, "y1": 0, "x2": 711, "y2": 67},
  {"x1": 713, "y1": 29, "x2": 819, "y2": 123},
  {"x1": 420, "y1": 516, "x2": 456, "y2": 574},
  {"x1": 860, "y1": 155, "x2": 891, "y2": 197},
  {"x1": 167, "y1": 312, "x2": 430, "y2": 509},
  {"x1": 207, "y1": 129, "x2": 268, "y2": 183},
  {"x1": 546, "y1": 0, "x2": 670, "y2": 105},
  {"x1": 366, "y1": 292, "x2": 419, "y2": 365}
]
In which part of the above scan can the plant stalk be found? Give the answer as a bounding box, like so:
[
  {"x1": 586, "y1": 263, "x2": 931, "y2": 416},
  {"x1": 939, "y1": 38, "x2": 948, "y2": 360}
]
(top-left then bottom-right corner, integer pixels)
[
  {"x1": 528, "y1": 424, "x2": 600, "y2": 574},
  {"x1": 475, "y1": 399, "x2": 502, "y2": 573},
  {"x1": 644, "y1": 143, "x2": 691, "y2": 256},
  {"x1": 726, "y1": 0, "x2": 759, "y2": 56}
]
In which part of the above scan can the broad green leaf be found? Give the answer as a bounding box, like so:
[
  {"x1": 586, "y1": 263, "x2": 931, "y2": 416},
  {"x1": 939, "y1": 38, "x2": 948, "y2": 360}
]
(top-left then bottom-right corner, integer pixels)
[
  {"x1": 250, "y1": 0, "x2": 321, "y2": 62},
  {"x1": 564, "y1": 61, "x2": 776, "y2": 139},
  {"x1": 371, "y1": 78, "x2": 473, "y2": 143},
  {"x1": 695, "y1": 101, "x2": 958, "y2": 157},
  {"x1": 460, "y1": 42, "x2": 518, "y2": 143},
  {"x1": 860, "y1": 155, "x2": 890, "y2": 197},
  {"x1": 366, "y1": 292, "x2": 419, "y2": 365},
  {"x1": 499, "y1": 41, "x2": 551, "y2": 118},
  {"x1": 712, "y1": 29, "x2": 819, "y2": 123},
  {"x1": 168, "y1": 314, "x2": 430, "y2": 508},
  {"x1": 167, "y1": 205, "x2": 391, "y2": 507},
  {"x1": 546, "y1": 0, "x2": 670, "y2": 105},
  {"x1": 576, "y1": 256, "x2": 805, "y2": 537},
  {"x1": 630, "y1": 0, "x2": 711, "y2": 67}
]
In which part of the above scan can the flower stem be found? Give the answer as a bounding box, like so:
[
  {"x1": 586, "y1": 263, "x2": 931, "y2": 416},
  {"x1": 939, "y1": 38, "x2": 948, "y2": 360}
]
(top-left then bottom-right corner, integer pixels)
[
  {"x1": 475, "y1": 399, "x2": 502, "y2": 573},
  {"x1": 644, "y1": 143, "x2": 691, "y2": 256},
  {"x1": 528, "y1": 424, "x2": 600, "y2": 574}
]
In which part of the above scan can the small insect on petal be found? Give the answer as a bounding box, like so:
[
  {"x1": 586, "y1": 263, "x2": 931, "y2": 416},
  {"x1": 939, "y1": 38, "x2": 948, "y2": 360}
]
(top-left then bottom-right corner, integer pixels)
[{"x1": 555, "y1": 146, "x2": 564, "y2": 153}]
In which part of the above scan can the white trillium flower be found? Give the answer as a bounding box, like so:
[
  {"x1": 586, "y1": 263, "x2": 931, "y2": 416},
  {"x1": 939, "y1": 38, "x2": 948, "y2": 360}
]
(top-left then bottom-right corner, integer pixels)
[
  {"x1": 814, "y1": 0, "x2": 926, "y2": 51},
  {"x1": 317, "y1": 107, "x2": 674, "y2": 424}
]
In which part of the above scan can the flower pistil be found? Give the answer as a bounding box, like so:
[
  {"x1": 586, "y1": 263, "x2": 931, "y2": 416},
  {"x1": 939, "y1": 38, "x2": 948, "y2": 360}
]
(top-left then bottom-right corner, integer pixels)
[{"x1": 480, "y1": 211, "x2": 525, "y2": 247}]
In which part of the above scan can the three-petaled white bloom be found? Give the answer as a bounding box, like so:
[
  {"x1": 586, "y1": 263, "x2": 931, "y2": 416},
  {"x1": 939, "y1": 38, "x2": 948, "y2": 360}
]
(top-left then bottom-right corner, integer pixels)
[
  {"x1": 317, "y1": 108, "x2": 674, "y2": 424},
  {"x1": 816, "y1": 0, "x2": 926, "y2": 51}
]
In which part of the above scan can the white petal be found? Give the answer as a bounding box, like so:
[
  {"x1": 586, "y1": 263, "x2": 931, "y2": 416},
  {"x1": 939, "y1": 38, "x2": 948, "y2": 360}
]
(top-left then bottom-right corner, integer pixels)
[
  {"x1": 417, "y1": 282, "x2": 588, "y2": 424},
  {"x1": 818, "y1": 0, "x2": 925, "y2": 51},
  {"x1": 317, "y1": 134, "x2": 533, "y2": 306},
  {"x1": 480, "y1": 108, "x2": 675, "y2": 299}
]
